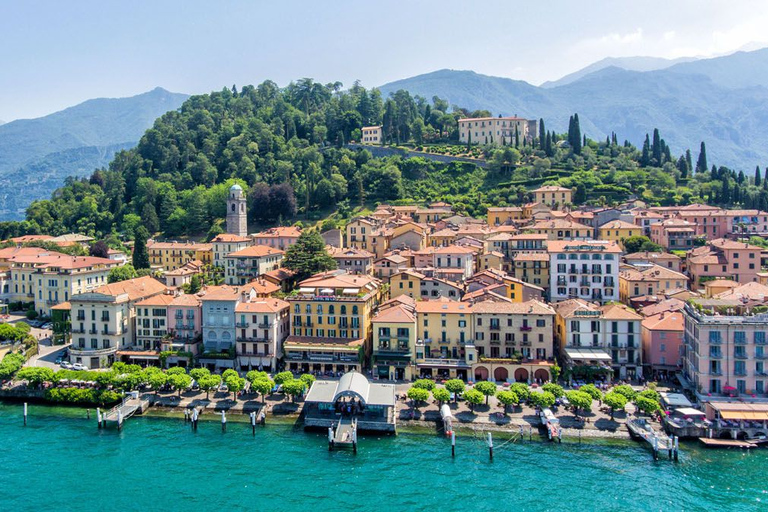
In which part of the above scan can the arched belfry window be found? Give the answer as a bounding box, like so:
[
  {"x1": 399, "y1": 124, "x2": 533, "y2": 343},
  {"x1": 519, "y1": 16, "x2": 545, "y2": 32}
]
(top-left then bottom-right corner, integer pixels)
[{"x1": 231, "y1": 204, "x2": 236, "y2": 212}]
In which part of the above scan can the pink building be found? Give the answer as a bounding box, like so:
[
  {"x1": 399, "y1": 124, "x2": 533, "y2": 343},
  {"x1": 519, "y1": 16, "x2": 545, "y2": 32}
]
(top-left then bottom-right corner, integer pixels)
[
  {"x1": 650, "y1": 219, "x2": 696, "y2": 250},
  {"x1": 641, "y1": 312, "x2": 684, "y2": 377},
  {"x1": 687, "y1": 239, "x2": 763, "y2": 288},
  {"x1": 164, "y1": 294, "x2": 203, "y2": 360},
  {"x1": 252, "y1": 226, "x2": 301, "y2": 251}
]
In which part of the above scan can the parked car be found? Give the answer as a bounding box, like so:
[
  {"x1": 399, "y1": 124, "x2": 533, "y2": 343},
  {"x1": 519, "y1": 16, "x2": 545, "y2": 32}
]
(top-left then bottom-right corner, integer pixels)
[
  {"x1": 41, "y1": 323, "x2": 52, "y2": 329},
  {"x1": 60, "y1": 361, "x2": 74, "y2": 369},
  {"x1": 55, "y1": 356, "x2": 63, "y2": 364},
  {"x1": 72, "y1": 363, "x2": 87, "y2": 371}
]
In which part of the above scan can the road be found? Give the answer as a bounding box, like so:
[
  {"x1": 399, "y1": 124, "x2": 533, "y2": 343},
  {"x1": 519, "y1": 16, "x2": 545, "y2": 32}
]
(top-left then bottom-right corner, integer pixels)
[{"x1": 0, "y1": 313, "x2": 68, "y2": 370}]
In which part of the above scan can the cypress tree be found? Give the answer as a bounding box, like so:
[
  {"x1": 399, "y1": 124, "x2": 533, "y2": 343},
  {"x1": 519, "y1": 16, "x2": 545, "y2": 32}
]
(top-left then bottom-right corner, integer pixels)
[
  {"x1": 663, "y1": 144, "x2": 672, "y2": 163},
  {"x1": 545, "y1": 131, "x2": 553, "y2": 157},
  {"x1": 572, "y1": 114, "x2": 582, "y2": 155},
  {"x1": 132, "y1": 226, "x2": 150, "y2": 269},
  {"x1": 685, "y1": 149, "x2": 693, "y2": 173},
  {"x1": 515, "y1": 126, "x2": 520, "y2": 147},
  {"x1": 538, "y1": 118, "x2": 545, "y2": 149},
  {"x1": 582, "y1": 134, "x2": 587, "y2": 149},
  {"x1": 605, "y1": 136, "x2": 610, "y2": 146},
  {"x1": 737, "y1": 170, "x2": 745, "y2": 184},
  {"x1": 677, "y1": 156, "x2": 688, "y2": 179},
  {"x1": 651, "y1": 128, "x2": 662, "y2": 165},
  {"x1": 641, "y1": 134, "x2": 651, "y2": 167},
  {"x1": 696, "y1": 142, "x2": 708, "y2": 174},
  {"x1": 755, "y1": 166, "x2": 762, "y2": 187}
]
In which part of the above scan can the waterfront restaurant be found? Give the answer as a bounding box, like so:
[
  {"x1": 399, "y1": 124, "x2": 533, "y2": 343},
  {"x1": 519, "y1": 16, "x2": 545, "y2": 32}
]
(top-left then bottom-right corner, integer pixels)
[
  {"x1": 704, "y1": 402, "x2": 768, "y2": 440},
  {"x1": 303, "y1": 372, "x2": 397, "y2": 432}
]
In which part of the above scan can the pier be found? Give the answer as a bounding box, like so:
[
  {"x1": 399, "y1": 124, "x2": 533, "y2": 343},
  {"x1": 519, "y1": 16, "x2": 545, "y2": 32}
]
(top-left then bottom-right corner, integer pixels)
[
  {"x1": 329, "y1": 417, "x2": 358, "y2": 452},
  {"x1": 627, "y1": 418, "x2": 679, "y2": 460},
  {"x1": 539, "y1": 408, "x2": 561, "y2": 442},
  {"x1": 99, "y1": 396, "x2": 150, "y2": 430}
]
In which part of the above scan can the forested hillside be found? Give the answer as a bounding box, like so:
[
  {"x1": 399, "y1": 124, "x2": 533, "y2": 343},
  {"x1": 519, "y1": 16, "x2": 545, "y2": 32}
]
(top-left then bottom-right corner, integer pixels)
[{"x1": 4, "y1": 80, "x2": 767, "y2": 241}]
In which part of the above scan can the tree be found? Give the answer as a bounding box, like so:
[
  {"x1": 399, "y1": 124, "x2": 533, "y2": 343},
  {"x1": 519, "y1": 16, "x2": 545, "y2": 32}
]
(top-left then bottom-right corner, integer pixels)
[
  {"x1": 147, "y1": 370, "x2": 168, "y2": 395},
  {"x1": 602, "y1": 392, "x2": 628, "y2": 419},
  {"x1": 635, "y1": 395, "x2": 660, "y2": 415},
  {"x1": 444, "y1": 379, "x2": 465, "y2": 402},
  {"x1": 282, "y1": 230, "x2": 337, "y2": 281},
  {"x1": 510, "y1": 383, "x2": 530, "y2": 403},
  {"x1": 299, "y1": 373, "x2": 316, "y2": 389},
  {"x1": 496, "y1": 390, "x2": 519, "y2": 414},
  {"x1": 225, "y1": 374, "x2": 245, "y2": 401},
  {"x1": 612, "y1": 384, "x2": 637, "y2": 401},
  {"x1": 108, "y1": 264, "x2": 138, "y2": 283},
  {"x1": 16, "y1": 367, "x2": 54, "y2": 387},
  {"x1": 198, "y1": 374, "x2": 221, "y2": 399},
  {"x1": 406, "y1": 386, "x2": 429, "y2": 409},
  {"x1": 565, "y1": 390, "x2": 593, "y2": 416},
  {"x1": 132, "y1": 226, "x2": 150, "y2": 269},
  {"x1": 432, "y1": 387, "x2": 450, "y2": 405},
  {"x1": 166, "y1": 366, "x2": 187, "y2": 376},
  {"x1": 251, "y1": 377, "x2": 274, "y2": 403},
  {"x1": 756, "y1": 166, "x2": 763, "y2": 187},
  {"x1": 638, "y1": 389, "x2": 660, "y2": 402},
  {"x1": 169, "y1": 373, "x2": 192, "y2": 396},
  {"x1": 538, "y1": 118, "x2": 546, "y2": 149},
  {"x1": 531, "y1": 391, "x2": 556, "y2": 410},
  {"x1": 622, "y1": 235, "x2": 661, "y2": 254},
  {"x1": 541, "y1": 383, "x2": 564, "y2": 398},
  {"x1": 282, "y1": 379, "x2": 307, "y2": 402},
  {"x1": 579, "y1": 384, "x2": 604, "y2": 402},
  {"x1": 413, "y1": 378, "x2": 435, "y2": 391},
  {"x1": 696, "y1": 141, "x2": 708, "y2": 174},
  {"x1": 274, "y1": 371, "x2": 294, "y2": 386},
  {"x1": 90, "y1": 240, "x2": 110, "y2": 259},
  {"x1": 189, "y1": 367, "x2": 210, "y2": 382},
  {"x1": 463, "y1": 389, "x2": 483, "y2": 411},
  {"x1": 474, "y1": 381, "x2": 497, "y2": 405}
]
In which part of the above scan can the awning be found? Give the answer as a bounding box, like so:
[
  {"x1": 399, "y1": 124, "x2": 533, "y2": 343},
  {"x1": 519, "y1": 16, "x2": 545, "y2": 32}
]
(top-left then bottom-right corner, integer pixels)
[
  {"x1": 720, "y1": 411, "x2": 768, "y2": 420},
  {"x1": 342, "y1": 288, "x2": 360, "y2": 294},
  {"x1": 299, "y1": 287, "x2": 315, "y2": 293},
  {"x1": 564, "y1": 347, "x2": 612, "y2": 361},
  {"x1": 673, "y1": 407, "x2": 705, "y2": 417}
]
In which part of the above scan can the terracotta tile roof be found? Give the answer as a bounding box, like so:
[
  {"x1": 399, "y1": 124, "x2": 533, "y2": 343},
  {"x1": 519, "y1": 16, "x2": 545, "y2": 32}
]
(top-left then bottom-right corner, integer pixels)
[
  {"x1": 433, "y1": 245, "x2": 476, "y2": 254},
  {"x1": 298, "y1": 272, "x2": 380, "y2": 291},
  {"x1": 135, "y1": 294, "x2": 176, "y2": 307},
  {"x1": 530, "y1": 219, "x2": 592, "y2": 230},
  {"x1": 235, "y1": 298, "x2": 289, "y2": 313},
  {"x1": 10, "y1": 252, "x2": 118, "y2": 270},
  {"x1": 51, "y1": 301, "x2": 71, "y2": 311},
  {"x1": 227, "y1": 245, "x2": 284, "y2": 258},
  {"x1": 10, "y1": 235, "x2": 54, "y2": 243},
  {"x1": 639, "y1": 298, "x2": 685, "y2": 316},
  {"x1": 642, "y1": 312, "x2": 684, "y2": 331},
  {"x1": 599, "y1": 220, "x2": 639, "y2": 230},
  {"x1": 373, "y1": 303, "x2": 416, "y2": 323},
  {"x1": 329, "y1": 247, "x2": 375, "y2": 258},
  {"x1": 91, "y1": 276, "x2": 167, "y2": 301},
  {"x1": 708, "y1": 238, "x2": 763, "y2": 251},
  {"x1": 147, "y1": 240, "x2": 212, "y2": 251},
  {"x1": 553, "y1": 298, "x2": 601, "y2": 318},
  {"x1": 533, "y1": 185, "x2": 571, "y2": 192},
  {"x1": 211, "y1": 234, "x2": 251, "y2": 243},
  {"x1": 546, "y1": 240, "x2": 622, "y2": 253},
  {"x1": 624, "y1": 251, "x2": 681, "y2": 262},
  {"x1": 264, "y1": 268, "x2": 296, "y2": 281},
  {"x1": 600, "y1": 303, "x2": 642, "y2": 321},
  {"x1": 245, "y1": 279, "x2": 280, "y2": 295},
  {"x1": 253, "y1": 226, "x2": 302, "y2": 239},
  {"x1": 472, "y1": 299, "x2": 554, "y2": 315},
  {"x1": 200, "y1": 285, "x2": 242, "y2": 301},
  {"x1": 714, "y1": 282, "x2": 768, "y2": 302},
  {"x1": 415, "y1": 298, "x2": 472, "y2": 314},
  {"x1": 169, "y1": 294, "x2": 202, "y2": 307}
]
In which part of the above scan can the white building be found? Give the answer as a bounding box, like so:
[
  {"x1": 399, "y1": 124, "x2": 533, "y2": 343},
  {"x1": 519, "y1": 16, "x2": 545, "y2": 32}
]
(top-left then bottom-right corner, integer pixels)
[
  {"x1": 548, "y1": 240, "x2": 621, "y2": 304},
  {"x1": 458, "y1": 116, "x2": 537, "y2": 146}
]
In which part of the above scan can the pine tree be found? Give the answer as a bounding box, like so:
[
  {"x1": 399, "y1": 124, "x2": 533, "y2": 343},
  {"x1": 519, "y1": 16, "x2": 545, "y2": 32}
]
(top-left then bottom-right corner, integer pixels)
[
  {"x1": 538, "y1": 118, "x2": 545, "y2": 149},
  {"x1": 755, "y1": 166, "x2": 762, "y2": 187},
  {"x1": 132, "y1": 226, "x2": 150, "y2": 270},
  {"x1": 696, "y1": 142, "x2": 708, "y2": 174},
  {"x1": 283, "y1": 230, "x2": 337, "y2": 281}
]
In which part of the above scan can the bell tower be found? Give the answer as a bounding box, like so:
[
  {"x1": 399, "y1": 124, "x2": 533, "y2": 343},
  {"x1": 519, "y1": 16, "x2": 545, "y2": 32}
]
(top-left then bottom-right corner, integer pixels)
[{"x1": 226, "y1": 184, "x2": 248, "y2": 237}]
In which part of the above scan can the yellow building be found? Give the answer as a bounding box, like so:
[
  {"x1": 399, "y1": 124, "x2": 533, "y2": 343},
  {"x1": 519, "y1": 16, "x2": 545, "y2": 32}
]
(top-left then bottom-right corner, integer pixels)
[
  {"x1": 372, "y1": 296, "x2": 417, "y2": 380},
  {"x1": 598, "y1": 220, "x2": 641, "y2": 248},
  {"x1": 147, "y1": 240, "x2": 213, "y2": 271},
  {"x1": 389, "y1": 270, "x2": 423, "y2": 299},
  {"x1": 619, "y1": 264, "x2": 689, "y2": 304},
  {"x1": 511, "y1": 253, "x2": 550, "y2": 290},
  {"x1": 211, "y1": 233, "x2": 251, "y2": 267},
  {"x1": 361, "y1": 125, "x2": 383, "y2": 144},
  {"x1": 284, "y1": 272, "x2": 384, "y2": 374},
  {"x1": 458, "y1": 117, "x2": 536, "y2": 146},
  {"x1": 529, "y1": 219, "x2": 592, "y2": 240},
  {"x1": 487, "y1": 207, "x2": 524, "y2": 227},
  {"x1": 346, "y1": 218, "x2": 377, "y2": 252},
  {"x1": 532, "y1": 186, "x2": 573, "y2": 208},
  {"x1": 415, "y1": 298, "x2": 475, "y2": 380}
]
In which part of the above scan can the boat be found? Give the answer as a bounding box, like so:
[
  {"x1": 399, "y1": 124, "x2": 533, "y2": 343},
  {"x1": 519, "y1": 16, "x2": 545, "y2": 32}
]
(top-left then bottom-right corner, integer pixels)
[{"x1": 539, "y1": 408, "x2": 561, "y2": 442}]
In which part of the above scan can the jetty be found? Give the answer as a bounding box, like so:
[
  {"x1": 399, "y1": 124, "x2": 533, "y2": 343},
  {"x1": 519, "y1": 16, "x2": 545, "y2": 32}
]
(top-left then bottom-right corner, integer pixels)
[
  {"x1": 699, "y1": 437, "x2": 756, "y2": 449},
  {"x1": 329, "y1": 417, "x2": 358, "y2": 452},
  {"x1": 627, "y1": 418, "x2": 679, "y2": 460},
  {"x1": 539, "y1": 408, "x2": 561, "y2": 442},
  {"x1": 98, "y1": 395, "x2": 150, "y2": 430}
]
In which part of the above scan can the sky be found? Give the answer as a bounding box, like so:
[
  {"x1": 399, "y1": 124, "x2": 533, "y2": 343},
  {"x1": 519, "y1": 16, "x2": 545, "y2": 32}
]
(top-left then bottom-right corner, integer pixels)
[{"x1": 2, "y1": 0, "x2": 768, "y2": 122}]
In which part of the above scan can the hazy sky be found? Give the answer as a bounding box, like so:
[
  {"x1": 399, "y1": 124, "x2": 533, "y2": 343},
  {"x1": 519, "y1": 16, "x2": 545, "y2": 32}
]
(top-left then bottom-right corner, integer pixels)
[{"x1": 2, "y1": 0, "x2": 768, "y2": 121}]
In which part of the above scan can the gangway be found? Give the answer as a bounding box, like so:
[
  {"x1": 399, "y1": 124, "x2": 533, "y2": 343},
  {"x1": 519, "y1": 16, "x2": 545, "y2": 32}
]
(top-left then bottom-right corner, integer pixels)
[
  {"x1": 627, "y1": 418, "x2": 679, "y2": 460},
  {"x1": 328, "y1": 417, "x2": 358, "y2": 452}
]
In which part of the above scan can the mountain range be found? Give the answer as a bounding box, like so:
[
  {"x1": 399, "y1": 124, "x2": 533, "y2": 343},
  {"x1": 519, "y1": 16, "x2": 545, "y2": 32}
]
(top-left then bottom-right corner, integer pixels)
[
  {"x1": 378, "y1": 47, "x2": 768, "y2": 173},
  {"x1": 0, "y1": 87, "x2": 188, "y2": 220},
  {"x1": 540, "y1": 55, "x2": 698, "y2": 88}
]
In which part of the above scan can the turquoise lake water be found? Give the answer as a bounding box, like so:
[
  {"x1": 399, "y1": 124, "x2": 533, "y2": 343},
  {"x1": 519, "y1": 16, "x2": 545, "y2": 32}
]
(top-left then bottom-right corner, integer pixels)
[{"x1": 1, "y1": 403, "x2": 766, "y2": 512}]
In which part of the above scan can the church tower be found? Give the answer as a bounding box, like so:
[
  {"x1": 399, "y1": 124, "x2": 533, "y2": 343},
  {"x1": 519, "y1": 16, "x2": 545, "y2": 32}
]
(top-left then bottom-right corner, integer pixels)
[{"x1": 226, "y1": 184, "x2": 248, "y2": 237}]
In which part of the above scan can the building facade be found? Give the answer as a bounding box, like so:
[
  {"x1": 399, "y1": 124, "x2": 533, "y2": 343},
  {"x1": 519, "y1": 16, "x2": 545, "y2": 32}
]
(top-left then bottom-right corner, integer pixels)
[
  {"x1": 548, "y1": 240, "x2": 621, "y2": 303},
  {"x1": 226, "y1": 184, "x2": 248, "y2": 237}
]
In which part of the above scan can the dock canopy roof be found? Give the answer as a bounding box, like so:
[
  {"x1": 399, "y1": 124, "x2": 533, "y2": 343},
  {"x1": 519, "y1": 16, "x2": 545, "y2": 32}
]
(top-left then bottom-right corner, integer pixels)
[
  {"x1": 660, "y1": 392, "x2": 693, "y2": 409},
  {"x1": 563, "y1": 348, "x2": 612, "y2": 361},
  {"x1": 304, "y1": 371, "x2": 395, "y2": 407}
]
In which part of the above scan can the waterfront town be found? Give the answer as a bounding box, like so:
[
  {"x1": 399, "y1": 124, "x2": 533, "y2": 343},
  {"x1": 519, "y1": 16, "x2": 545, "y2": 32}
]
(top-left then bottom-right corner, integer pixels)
[{"x1": 2, "y1": 165, "x2": 768, "y2": 449}]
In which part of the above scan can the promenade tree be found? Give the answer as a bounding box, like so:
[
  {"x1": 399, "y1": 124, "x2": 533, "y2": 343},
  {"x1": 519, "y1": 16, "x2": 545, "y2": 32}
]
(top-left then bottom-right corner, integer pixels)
[
  {"x1": 246, "y1": 370, "x2": 269, "y2": 383},
  {"x1": 198, "y1": 375, "x2": 221, "y2": 399},
  {"x1": 612, "y1": 384, "x2": 637, "y2": 401},
  {"x1": 147, "y1": 370, "x2": 168, "y2": 394},
  {"x1": 432, "y1": 388, "x2": 450, "y2": 405},
  {"x1": 542, "y1": 383, "x2": 564, "y2": 398},
  {"x1": 565, "y1": 390, "x2": 593, "y2": 417},
  {"x1": 299, "y1": 373, "x2": 316, "y2": 389},
  {"x1": 166, "y1": 366, "x2": 187, "y2": 376},
  {"x1": 282, "y1": 379, "x2": 307, "y2": 402},
  {"x1": 222, "y1": 369, "x2": 238, "y2": 381},
  {"x1": 603, "y1": 392, "x2": 628, "y2": 419},
  {"x1": 413, "y1": 378, "x2": 435, "y2": 391},
  {"x1": 635, "y1": 396, "x2": 661, "y2": 416},
  {"x1": 225, "y1": 375, "x2": 245, "y2": 401},
  {"x1": 189, "y1": 368, "x2": 211, "y2": 382},
  {"x1": 510, "y1": 383, "x2": 530, "y2": 403},
  {"x1": 444, "y1": 379, "x2": 465, "y2": 402},
  {"x1": 16, "y1": 367, "x2": 53, "y2": 387},
  {"x1": 638, "y1": 389, "x2": 660, "y2": 402},
  {"x1": 274, "y1": 371, "x2": 294, "y2": 386},
  {"x1": 463, "y1": 389, "x2": 484, "y2": 412},
  {"x1": 474, "y1": 381, "x2": 497, "y2": 405},
  {"x1": 251, "y1": 377, "x2": 275, "y2": 403},
  {"x1": 169, "y1": 373, "x2": 192, "y2": 396},
  {"x1": 496, "y1": 390, "x2": 519, "y2": 414},
  {"x1": 531, "y1": 391, "x2": 556, "y2": 410},
  {"x1": 579, "y1": 384, "x2": 604, "y2": 402},
  {"x1": 407, "y1": 386, "x2": 430, "y2": 411}
]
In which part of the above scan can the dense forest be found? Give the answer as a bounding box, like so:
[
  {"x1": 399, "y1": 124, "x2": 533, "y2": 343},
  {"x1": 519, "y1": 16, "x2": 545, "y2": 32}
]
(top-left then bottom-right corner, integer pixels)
[{"x1": 2, "y1": 78, "x2": 768, "y2": 241}]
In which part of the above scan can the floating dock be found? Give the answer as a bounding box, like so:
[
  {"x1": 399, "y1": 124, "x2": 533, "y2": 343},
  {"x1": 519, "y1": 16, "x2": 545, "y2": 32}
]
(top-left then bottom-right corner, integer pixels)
[
  {"x1": 329, "y1": 417, "x2": 358, "y2": 452},
  {"x1": 627, "y1": 418, "x2": 679, "y2": 460},
  {"x1": 699, "y1": 438, "x2": 756, "y2": 449},
  {"x1": 98, "y1": 397, "x2": 149, "y2": 430}
]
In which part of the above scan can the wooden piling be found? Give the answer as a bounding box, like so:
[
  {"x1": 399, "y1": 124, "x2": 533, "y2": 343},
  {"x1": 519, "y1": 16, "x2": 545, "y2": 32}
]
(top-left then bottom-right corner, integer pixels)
[
  {"x1": 96, "y1": 408, "x2": 102, "y2": 429},
  {"x1": 328, "y1": 427, "x2": 334, "y2": 451},
  {"x1": 352, "y1": 426, "x2": 358, "y2": 454},
  {"x1": 451, "y1": 431, "x2": 456, "y2": 458},
  {"x1": 674, "y1": 436, "x2": 679, "y2": 461},
  {"x1": 250, "y1": 412, "x2": 256, "y2": 435},
  {"x1": 488, "y1": 432, "x2": 493, "y2": 460},
  {"x1": 23, "y1": 402, "x2": 27, "y2": 426},
  {"x1": 221, "y1": 410, "x2": 226, "y2": 433},
  {"x1": 117, "y1": 410, "x2": 123, "y2": 432}
]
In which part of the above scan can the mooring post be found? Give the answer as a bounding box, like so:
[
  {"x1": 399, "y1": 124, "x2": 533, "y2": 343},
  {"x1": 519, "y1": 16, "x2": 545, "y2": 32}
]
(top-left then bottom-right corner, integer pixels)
[
  {"x1": 488, "y1": 432, "x2": 493, "y2": 460},
  {"x1": 519, "y1": 425, "x2": 524, "y2": 442},
  {"x1": 250, "y1": 412, "x2": 256, "y2": 435},
  {"x1": 96, "y1": 407, "x2": 102, "y2": 429},
  {"x1": 529, "y1": 426, "x2": 532, "y2": 442},
  {"x1": 192, "y1": 409, "x2": 198, "y2": 431},
  {"x1": 117, "y1": 410, "x2": 123, "y2": 432},
  {"x1": 328, "y1": 427, "x2": 334, "y2": 451},
  {"x1": 451, "y1": 430, "x2": 456, "y2": 458},
  {"x1": 653, "y1": 436, "x2": 659, "y2": 461},
  {"x1": 86, "y1": 409, "x2": 90, "y2": 420},
  {"x1": 674, "y1": 436, "x2": 679, "y2": 461},
  {"x1": 23, "y1": 402, "x2": 27, "y2": 426},
  {"x1": 221, "y1": 410, "x2": 226, "y2": 433}
]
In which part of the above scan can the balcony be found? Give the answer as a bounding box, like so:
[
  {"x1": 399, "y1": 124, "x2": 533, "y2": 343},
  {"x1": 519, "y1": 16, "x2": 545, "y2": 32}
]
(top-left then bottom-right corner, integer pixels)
[
  {"x1": 521, "y1": 341, "x2": 531, "y2": 346},
  {"x1": 175, "y1": 325, "x2": 196, "y2": 331},
  {"x1": 519, "y1": 326, "x2": 532, "y2": 332},
  {"x1": 235, "y1": 321, "x2": 249, "y2": 328},
  {"x1": 237, "y1": 337, "x2": 270, "y2": 343},
  {"x1": 257, "y1": 322, "x2": 272, "y2": 329},
  {"x1": 734, "y1": 352, "x2": 749, "y2": 360},
  {"x1": 734, "y1": 371, "x2": 748, "y2": 376},
  {"x1": 71, "y1": 328, "x2": 86, "y2": 334},
  {"x1": 490, "y1": 340, "x2": 501, "y2": 345},
  {"x1": 709, "y1": 352, "x2": 722, "y2": 359},
  {"x1": 755, "y1": 353, "x2": 768, "y2": 359},
  {"x1": 69, "y1": 346, "x2": 116, "y2": 356},
  {"x1": 489, "y1": 324, "x2": 500, "y2": 331},
  {"x1": 238, "y1": 351, "x2": 274, "y2": 358},
  {"x1": 710, "y1": 370, "x2": 722, "y2": 376},
  {"x1": 175, "y1": 312, "x2": 184, "y2": 319}
]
